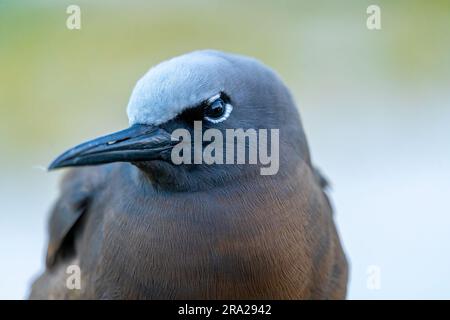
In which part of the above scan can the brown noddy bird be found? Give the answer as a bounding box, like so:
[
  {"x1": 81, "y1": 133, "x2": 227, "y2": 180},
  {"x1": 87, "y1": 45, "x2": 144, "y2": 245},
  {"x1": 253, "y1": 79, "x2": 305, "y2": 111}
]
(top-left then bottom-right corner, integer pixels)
[{"x1": 29, "y1": 50, "x2": 348, "y2": 299}]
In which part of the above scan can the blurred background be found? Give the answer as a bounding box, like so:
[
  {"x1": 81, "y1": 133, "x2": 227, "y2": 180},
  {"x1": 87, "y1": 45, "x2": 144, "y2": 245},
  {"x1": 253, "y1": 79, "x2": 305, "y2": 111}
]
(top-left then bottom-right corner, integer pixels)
[{"x1": 1, "y1": 0, "x2": 449, "y2": 299}]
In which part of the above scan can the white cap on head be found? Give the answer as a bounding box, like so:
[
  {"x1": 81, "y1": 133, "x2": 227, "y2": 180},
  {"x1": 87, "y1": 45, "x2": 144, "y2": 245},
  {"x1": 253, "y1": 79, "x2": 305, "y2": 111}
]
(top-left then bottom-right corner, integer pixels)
[{"x1": 127, "y1": 50, "x2": 233, "y2": 126}]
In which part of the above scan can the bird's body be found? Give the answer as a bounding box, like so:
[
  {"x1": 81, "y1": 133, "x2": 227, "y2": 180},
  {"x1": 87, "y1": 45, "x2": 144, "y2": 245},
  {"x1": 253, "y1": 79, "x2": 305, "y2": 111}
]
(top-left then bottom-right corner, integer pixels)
[{"x1": 30, "y1": 50, "x2": 348, "y2": 299}]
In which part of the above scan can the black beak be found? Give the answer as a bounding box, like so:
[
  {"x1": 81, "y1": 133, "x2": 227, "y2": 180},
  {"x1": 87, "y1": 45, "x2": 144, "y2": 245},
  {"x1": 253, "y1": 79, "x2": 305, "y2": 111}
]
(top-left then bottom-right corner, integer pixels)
[{"x1": 49, "y1": 124, "x2": 174, "y2": 170}]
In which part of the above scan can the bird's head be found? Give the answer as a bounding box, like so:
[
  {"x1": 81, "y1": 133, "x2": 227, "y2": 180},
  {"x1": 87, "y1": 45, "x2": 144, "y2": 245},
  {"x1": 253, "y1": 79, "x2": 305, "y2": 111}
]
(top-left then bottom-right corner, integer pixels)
[{"x1": 49, "y1": 50, "x2": 310, "y2": 190}]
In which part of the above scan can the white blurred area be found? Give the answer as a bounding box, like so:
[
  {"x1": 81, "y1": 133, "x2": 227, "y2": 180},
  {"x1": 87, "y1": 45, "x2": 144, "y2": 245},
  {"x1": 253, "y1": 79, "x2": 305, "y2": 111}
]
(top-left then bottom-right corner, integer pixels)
[{"x1": 0, "y1": 0, "x2": 449, "y2": 299}]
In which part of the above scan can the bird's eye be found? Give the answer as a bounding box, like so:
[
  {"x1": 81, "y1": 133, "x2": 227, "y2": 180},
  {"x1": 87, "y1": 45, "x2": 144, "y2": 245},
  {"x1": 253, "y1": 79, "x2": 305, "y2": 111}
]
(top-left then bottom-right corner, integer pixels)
[{"x1": 203, "y1": 94, "x2": 233, "y2": 123}]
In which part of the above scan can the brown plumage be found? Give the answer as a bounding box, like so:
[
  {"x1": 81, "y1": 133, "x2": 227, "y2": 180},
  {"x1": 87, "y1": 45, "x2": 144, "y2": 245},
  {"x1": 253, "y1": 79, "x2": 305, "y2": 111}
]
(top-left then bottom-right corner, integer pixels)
[{"x1": 29, "y1": 50, "x2": 348, "y2": 299}]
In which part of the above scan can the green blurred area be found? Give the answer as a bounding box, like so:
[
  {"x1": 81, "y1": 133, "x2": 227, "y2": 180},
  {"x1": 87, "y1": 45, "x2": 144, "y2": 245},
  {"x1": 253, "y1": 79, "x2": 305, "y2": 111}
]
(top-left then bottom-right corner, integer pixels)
[{"x1": 0, "y1": 0, "x2": 449, "y2": 154}]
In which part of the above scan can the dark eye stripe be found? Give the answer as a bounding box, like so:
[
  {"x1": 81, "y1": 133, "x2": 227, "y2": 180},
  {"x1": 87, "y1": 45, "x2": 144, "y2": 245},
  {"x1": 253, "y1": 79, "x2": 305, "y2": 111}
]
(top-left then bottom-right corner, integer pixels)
[
  {"x1": 204, "y1": 98, "x2": 226, "y2": 119},
  {"x1": 173, "y1": 92, "x2": 232, "y2": 124}
]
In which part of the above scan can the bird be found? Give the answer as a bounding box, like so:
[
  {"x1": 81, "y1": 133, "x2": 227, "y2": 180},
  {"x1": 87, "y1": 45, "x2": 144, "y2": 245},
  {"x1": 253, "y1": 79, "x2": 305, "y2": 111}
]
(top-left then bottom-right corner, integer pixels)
[{"x1": 29, "y1": 50, "x2": 348, "y2": 299}]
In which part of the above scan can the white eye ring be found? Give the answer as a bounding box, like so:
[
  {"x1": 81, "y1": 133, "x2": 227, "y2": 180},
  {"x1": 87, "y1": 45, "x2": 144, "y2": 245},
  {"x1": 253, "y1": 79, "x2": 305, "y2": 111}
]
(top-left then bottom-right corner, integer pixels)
[
  {"x1": 204, "y1": 103, "x2": 233, "y2": 123},
  {"x1": 203, "y1": 93, "x2": 233, "y2": 124}
]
